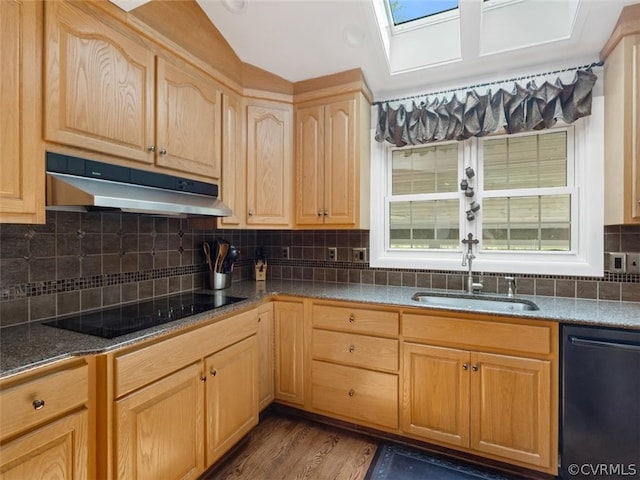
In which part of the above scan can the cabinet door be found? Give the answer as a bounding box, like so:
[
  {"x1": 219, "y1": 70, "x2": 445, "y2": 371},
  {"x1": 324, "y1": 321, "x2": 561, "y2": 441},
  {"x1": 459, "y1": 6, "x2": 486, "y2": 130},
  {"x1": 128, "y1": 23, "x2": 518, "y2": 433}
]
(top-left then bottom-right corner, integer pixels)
[
  {"x1": 257, "y1": 303, "x2": 275, "y2": 410},
  {"x1": 324, "y1": 99, "x2": 357, "y2": 225},
  {"x1": 44, "y1": 1, "x2": 155, "y2": 164},
  {"x1": 155, "y1": 57, "x2": 221, "y2": 180},
  {"x1": 116, "y1": 363, "x2": 204, "y2": 480},
  {"x1": 219, "y1": 92, "x2": 246, "y2": 227},
  {"x1": 246, "y1": 103, "x2": 292, "y2": 226},
  {"x1": 274, "y1": 301, "x2": 305, "y2": 405},
  {"x1": 295, "y1": 104, "x2": 325, "y2": 225},
  {"x1": 0, "y1": 409, "x2": 88, "y2": 480},
  {"x1": 205, "y1": 335, "x2": 258, "y2": 465},
  {"x1": 0, "y1": 0, "x2": 44, "y2": 224},
  {"x1": 470, "y1": 352, "x2": 552, "y2": 469},
  {"x1": 402, "y1": 343, "x2": 470, "y2": 447}
]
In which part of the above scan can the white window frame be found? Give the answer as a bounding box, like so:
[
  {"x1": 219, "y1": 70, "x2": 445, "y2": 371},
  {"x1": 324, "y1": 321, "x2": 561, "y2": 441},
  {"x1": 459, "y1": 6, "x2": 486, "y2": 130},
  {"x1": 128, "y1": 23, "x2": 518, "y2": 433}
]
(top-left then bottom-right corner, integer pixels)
[{"x1": 369, "y1": 96, "x2": 604, "y2": 276}]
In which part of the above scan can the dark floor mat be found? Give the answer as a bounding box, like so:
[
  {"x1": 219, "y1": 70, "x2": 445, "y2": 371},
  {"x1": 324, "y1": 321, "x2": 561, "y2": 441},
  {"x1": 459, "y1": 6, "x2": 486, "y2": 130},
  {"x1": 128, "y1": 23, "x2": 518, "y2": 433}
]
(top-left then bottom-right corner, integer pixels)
[{"x1": 365, "y1": 444, "x2": 512, "y2": 480}]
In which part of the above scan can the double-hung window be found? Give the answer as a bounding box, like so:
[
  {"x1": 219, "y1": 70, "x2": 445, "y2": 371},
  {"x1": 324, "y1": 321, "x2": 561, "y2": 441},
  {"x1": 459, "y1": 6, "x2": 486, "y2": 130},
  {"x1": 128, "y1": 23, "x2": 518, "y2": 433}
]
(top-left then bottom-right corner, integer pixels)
[{"x1": 370, "y1": 97, "x2": 604, "y2": 276}]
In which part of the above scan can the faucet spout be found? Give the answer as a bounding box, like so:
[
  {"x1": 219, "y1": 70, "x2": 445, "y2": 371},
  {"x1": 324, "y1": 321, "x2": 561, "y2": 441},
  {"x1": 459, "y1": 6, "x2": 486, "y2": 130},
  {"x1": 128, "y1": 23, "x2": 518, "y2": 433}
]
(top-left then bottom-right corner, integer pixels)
[{"x1": 461, "y1": 234, "x2": 482, "y2": 294}]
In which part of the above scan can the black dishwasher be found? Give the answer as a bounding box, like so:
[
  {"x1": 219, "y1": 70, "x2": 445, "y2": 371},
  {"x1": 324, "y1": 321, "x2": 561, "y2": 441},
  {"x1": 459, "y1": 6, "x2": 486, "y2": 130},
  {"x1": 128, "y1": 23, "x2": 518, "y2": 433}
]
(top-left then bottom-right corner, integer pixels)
[{"x1": 561, "y1": 325, "x2": 640, "y2": 479}]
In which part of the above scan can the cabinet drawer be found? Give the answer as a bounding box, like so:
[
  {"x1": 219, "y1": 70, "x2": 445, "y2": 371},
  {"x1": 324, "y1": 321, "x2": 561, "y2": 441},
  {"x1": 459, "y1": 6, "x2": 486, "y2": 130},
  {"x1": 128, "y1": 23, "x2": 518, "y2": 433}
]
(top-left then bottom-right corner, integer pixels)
[
  {"x1": 115, "y1": 308, "x2": 257, "y2": 397},
  {"x1": 0, "y1": 362, "x2": 89, "y2": 440},
  {"x1": 402, "y1": 314, "x2": 554, "y2": 356},
  {"x1": 311, "y1": 360, "x2": 398, "y2": 429},
  {"x1": 312, "y1": 329, "x2": 398, "y2": 371},
  {"x1": 312, "y1": 304, "x2": 399, "y2": 337}
]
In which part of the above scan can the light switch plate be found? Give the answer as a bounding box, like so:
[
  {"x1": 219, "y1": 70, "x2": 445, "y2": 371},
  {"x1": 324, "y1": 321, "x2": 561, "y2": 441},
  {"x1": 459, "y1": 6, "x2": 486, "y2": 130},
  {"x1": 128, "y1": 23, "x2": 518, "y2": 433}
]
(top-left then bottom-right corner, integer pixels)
[{"x1": 627, "y1": 254, "x2": 640, "y2": 274}]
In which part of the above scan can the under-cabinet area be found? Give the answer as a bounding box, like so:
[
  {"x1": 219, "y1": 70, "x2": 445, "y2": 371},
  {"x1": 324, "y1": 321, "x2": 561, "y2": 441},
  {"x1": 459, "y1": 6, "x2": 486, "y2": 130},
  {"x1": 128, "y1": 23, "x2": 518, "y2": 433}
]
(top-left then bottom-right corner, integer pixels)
[{"x1": 0, "y1": 296, "x2": 563, "y2": 479}]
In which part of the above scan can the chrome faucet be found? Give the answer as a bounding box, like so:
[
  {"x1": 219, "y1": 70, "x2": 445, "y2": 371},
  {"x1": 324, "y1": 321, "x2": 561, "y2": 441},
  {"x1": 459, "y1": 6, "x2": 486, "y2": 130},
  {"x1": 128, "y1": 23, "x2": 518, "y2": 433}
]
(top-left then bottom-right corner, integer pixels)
[
  {"x1": 461, "y1": 233, "x2": 483, "y2": 294},
  {"x1": 505, "y1": 276, "x2": 517, "y2": 297}
]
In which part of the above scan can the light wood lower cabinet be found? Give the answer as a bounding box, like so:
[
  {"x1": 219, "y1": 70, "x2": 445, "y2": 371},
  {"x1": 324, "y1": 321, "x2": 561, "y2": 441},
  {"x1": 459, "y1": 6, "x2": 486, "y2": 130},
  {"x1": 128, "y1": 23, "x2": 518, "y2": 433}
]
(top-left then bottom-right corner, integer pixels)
[
  {"x1": 309, "y1": 302, "x2": 400, "y2": 430},
  {"x1": 108, "y1": 308, "x2": 259, "y2": 480},
  {"x1": 116, "y1": 363, "x2": 205, "y2": 480},
  {"x1": 257, "y1": 303, "x2": 275, "y2": 410},
  {"x1": 205, "y1": 336, "x2": 258, "y2": 465},
  {"x1": 402, "y1": 312, "x2": 558, "y2": 474},
  {"x1": 0, "y1": 358, "x2": 91, "y2": 479},
  {"x1": 273, "y1": 301, "x2": 305, "y2": 406}
]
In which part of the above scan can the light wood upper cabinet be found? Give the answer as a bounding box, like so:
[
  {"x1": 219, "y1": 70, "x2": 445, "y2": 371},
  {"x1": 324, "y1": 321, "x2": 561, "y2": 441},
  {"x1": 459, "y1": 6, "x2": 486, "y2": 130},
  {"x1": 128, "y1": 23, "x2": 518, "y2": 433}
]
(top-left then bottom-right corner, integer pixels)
[
  {"x1": 155, "y1": 56, "x2": 221, "y2": 179},
  {"x1": 218, "y1": 92, "x2": 246, "y2": 228},
  {"x1": 295, "y1": 93, "x2": 370, "y2": 228},
  {"x1": 44, "y1": 1, "x2": 155, "y2": 165},
  {"x1": 0, "y1": 0, "x2": 45, "y2": 224},
  {"x1": 44, "y1": 1, "x2": 221, "y2": 180},
  {"x1": 246, "y1": 102, "x2": 293, "y2": 227},
  {"x1": 601, "y1": 5, "x2": 640, "y2": 224}
]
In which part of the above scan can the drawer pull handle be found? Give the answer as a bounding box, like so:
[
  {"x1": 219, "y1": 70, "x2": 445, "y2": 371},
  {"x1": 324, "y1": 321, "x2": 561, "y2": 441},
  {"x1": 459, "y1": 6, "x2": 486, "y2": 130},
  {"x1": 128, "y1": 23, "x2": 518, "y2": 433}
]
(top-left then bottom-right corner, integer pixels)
[
  {"x1": 348, "y1": 389, "x2": 355, "y2": 397},
  {"x1": 32, "y1": 399, "x2": 46, "y2": 410},
  {"x1": 472, "y1": 364, "x2": 479, "y2": 372},
  {"x1": 348, "y1": 314, "x2": 355, "y2": 323},
  {"x1": 210, "y1": 369, "x2": 217, "y2": 377},
  {"x1": 462, "y1": 363, "x2": 469, "y2": 370},
  {"x1": 348, "y1": 344, "x2": 355, "y2": 353}
]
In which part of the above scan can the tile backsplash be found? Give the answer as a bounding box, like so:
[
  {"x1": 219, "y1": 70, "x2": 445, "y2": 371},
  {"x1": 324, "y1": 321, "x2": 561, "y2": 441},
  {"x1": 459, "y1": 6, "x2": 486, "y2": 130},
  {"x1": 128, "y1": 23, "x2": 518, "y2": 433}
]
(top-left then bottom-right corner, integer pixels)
[{"x1": 0, "y1": 213, "x2": 638, "y2": 327}]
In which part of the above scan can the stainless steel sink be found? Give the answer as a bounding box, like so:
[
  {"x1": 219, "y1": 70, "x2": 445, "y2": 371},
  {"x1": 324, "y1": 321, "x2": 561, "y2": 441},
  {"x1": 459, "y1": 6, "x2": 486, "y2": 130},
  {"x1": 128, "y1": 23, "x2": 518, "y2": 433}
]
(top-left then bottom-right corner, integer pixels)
[{"x1": 411, "y1": 292, "x2": 539, "y2": 312}]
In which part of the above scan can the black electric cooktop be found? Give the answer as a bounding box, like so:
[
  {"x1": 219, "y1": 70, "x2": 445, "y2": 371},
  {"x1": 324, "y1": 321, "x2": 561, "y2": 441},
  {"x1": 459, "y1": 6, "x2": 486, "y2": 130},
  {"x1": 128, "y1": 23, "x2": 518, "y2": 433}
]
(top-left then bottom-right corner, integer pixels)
[{"x1": 43, "y1": 292, "x2": 247, "y2": 339}]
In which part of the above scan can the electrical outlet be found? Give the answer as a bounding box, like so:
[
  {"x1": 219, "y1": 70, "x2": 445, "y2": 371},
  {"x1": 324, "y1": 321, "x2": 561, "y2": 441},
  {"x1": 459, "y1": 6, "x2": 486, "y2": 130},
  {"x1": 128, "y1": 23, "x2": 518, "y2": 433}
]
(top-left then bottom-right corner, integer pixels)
[
  {"x1": 352, "y1": 247, "x2": 367, "y2": 263},
  {"x1": 627, "y1": 253, "x2": 640, "y2": 274},
  {"x1": 282, "y1": 246, "x2": 290, "y2": 259},
  {"x1": 609, "y1": 252, "x2": 626, "y2": 273},
  {"x1": 328, "y1": 247, "x2": 337, "y2": 261}
]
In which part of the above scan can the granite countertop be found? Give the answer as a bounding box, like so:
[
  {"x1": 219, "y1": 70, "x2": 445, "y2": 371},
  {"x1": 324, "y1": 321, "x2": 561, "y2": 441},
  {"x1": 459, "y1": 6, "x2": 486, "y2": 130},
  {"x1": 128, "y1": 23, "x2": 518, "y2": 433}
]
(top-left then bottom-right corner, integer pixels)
[{"x1": 2, "y1": 279, "x2": 640, "y2": 378}]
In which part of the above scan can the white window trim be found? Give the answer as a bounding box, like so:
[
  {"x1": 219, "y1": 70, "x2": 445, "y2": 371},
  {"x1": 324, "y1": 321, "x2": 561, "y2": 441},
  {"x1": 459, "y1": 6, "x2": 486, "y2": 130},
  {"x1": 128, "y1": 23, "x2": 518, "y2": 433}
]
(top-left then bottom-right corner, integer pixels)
[{"x1": 369, "y1": 96, "x2": 604, "y2": 276}]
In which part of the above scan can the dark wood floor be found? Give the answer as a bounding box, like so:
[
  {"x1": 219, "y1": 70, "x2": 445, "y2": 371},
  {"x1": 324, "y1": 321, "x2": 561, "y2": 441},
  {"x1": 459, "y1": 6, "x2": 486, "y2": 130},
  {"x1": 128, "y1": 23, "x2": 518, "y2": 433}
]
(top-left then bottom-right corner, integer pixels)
[{"x1": 201, "y1": 412, "x2": 378, "y2": 480}]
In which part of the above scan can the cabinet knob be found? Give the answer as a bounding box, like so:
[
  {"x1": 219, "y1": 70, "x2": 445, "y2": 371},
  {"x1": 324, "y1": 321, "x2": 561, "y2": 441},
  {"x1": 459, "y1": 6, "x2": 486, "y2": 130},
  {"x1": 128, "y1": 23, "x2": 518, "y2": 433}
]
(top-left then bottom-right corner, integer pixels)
[
  {"x1": 462, "y1": 363, "x2": 469, "y2": 370},
  {"x1": 248, "y1": 209, "x2": 254, "y2": 216},
  {"x1": 348, "y1": 314, "x2": 355, "y2": 323},
  {"x1": 200, "y1": 375, "x2": 207, "y2": 382},
  {"x1": 317, "y1": 210, "x2": 323, "y2": 217},
  {"x1": 32, "y1": 399, "x2": 45, "y2": 410},
  {"x1": 348, "y1": 389, "x2": 355, "y2": 397},
  {"x1": 159, "y1": 148, "x2": 168, "y2": 155},
  {"x1": 323, "y1": 210, "x2": 328, "y2": 216},
  {"x1": 472, "y1": 364, "x2": 479, "y2": 372},
  {"x1": 210, "y1": 368, "x2": 217, "y2": 377},
  {"x1": 348, "y1": 344, "x2": 355, "y2": 353},
  {"x1": 147, "y1": 146, "x2": 156, "y2": 152}
]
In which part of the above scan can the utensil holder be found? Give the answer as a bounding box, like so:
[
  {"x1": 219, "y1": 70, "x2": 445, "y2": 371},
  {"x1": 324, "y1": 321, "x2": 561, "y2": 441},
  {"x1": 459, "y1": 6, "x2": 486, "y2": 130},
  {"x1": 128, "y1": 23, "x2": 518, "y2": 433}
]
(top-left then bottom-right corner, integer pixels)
[{"x1": 210, "y1": 272, "x2": 232, "y2": 290}]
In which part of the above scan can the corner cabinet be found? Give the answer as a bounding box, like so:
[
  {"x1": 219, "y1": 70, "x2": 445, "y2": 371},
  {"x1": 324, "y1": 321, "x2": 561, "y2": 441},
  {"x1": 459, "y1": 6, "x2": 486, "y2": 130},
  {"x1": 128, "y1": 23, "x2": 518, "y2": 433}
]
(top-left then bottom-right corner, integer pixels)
[
  {"x1": 295, "y1": 93, "x2": 371, "y2": 228},
  {"x1": 273, "y1": 300, "x2": 305, "y2": 406},
  {"x1": 0, "y1": 358, "x2": 92, "y2": 479},
  {"x1": 601, "y1": 5, "x2": 640, "y2": 224},
  {"x1": 246, "y1": 101, "x2": 293, "y2": 227},
  {"x1": 401, "y1": 312, "x2": 558, "y2": 475},
  {"x1": 44, "y1": 1, "x2": 221, "y2": 180},
  {"x1": 0, "y1": 0, "x2": 45, "y2": 224}
]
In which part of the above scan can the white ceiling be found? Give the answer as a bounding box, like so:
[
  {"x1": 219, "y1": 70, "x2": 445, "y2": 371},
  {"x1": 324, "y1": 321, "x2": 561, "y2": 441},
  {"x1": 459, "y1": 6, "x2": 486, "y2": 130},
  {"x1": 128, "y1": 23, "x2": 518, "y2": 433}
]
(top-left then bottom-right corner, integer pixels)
[{"x1": 115, "y1": 0, "x2": 636, "y2": 100}]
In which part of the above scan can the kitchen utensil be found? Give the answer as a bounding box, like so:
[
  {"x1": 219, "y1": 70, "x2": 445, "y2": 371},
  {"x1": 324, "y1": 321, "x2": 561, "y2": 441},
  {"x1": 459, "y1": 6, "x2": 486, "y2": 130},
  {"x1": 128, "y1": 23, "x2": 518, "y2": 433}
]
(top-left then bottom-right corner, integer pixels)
[
  {"x1": 203, "y1": 242, "x2": 213, "y2": 271},
  {"x1": 215, "y1": 242, "x2": 229, "y2": 273}
]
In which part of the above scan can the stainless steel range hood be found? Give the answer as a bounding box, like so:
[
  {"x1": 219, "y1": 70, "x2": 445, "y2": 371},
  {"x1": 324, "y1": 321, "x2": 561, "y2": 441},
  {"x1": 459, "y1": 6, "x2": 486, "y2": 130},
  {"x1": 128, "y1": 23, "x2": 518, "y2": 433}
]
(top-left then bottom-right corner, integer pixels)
[{"x1": 46, "y1": 152, "x2": 232, "y2": 217}]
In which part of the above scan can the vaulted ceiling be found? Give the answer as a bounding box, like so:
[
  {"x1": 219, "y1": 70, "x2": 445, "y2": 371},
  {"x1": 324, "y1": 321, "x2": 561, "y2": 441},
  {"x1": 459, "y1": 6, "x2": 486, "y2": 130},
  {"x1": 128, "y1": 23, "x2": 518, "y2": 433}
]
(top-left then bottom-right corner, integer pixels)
[{"x1": 112, "y1": 0, "x2": 636, "y2": 100}]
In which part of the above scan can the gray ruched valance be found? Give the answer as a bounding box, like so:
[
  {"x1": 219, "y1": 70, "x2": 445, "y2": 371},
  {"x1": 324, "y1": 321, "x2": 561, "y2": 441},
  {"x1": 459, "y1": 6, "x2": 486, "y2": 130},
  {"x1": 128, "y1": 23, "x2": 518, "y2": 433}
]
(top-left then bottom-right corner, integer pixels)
[{"x1": 375, "y1": 69, "x2": 598, "y2": 147}]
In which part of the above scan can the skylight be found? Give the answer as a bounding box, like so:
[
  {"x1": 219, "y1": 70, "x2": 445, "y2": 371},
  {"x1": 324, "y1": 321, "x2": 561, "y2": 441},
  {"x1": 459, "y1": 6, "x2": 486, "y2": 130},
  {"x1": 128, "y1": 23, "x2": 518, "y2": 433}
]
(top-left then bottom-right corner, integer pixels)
[{"x1": 388, "y1": 0, "x2": 458, "y2": 26}]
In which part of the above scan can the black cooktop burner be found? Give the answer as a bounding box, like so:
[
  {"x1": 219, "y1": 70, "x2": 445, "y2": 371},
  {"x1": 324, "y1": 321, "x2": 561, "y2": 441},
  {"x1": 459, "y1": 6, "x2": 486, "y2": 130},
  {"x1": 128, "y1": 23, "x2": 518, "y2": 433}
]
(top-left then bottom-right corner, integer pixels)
[{"x1": 43, "y1": 292, "x2": 247, "y2": 339}]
